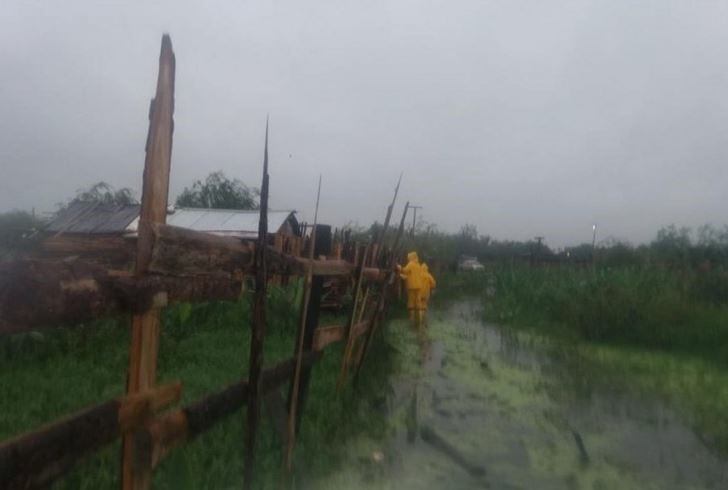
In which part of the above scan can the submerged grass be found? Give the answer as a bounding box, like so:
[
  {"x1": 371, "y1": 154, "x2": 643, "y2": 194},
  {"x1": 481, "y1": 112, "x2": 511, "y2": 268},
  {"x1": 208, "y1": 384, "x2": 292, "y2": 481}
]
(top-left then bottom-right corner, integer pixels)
[
  {"x1": 565, "y1": 341, "x2": 728, "y2": 454},
  {"x1": 0, "y1": 282, "x2": 401, "y2": 489}
]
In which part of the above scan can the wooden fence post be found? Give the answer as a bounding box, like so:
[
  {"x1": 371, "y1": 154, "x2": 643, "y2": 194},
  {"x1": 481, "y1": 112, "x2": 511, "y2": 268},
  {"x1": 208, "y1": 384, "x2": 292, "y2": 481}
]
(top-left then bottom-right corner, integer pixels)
[
  {"x1": 337, "y1": 243, "x2": 369, "y2": 390},
  {"x1": 243, "y1": 121, "x2": 270, "y2": 490},
  {"x1": 287, "y1": 224, "x2": 331, "y2": 432},
  {"x1": 122, "y1": 34, "x2": 176, "y2": 490}
]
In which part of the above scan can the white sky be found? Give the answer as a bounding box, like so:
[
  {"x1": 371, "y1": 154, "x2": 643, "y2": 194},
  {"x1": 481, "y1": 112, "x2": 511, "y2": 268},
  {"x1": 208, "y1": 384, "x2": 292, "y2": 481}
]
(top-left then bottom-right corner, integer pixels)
[{"x1": 1, "y1": 1, "x2": 727, "y2": 246}]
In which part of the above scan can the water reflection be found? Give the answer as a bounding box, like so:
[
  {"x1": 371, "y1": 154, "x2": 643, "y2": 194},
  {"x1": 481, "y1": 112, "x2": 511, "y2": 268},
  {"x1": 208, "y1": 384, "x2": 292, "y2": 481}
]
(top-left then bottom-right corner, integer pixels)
[{"x1": 315, "y1": 300, "x2": 728, "y2": 489}]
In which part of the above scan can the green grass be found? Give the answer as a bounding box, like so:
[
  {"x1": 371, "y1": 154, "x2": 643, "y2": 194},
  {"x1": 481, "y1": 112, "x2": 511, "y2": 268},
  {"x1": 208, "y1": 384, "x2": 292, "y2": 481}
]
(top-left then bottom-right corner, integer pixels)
[{"x1": 0, "y1": 282, "x2": 402, "y2": 489}]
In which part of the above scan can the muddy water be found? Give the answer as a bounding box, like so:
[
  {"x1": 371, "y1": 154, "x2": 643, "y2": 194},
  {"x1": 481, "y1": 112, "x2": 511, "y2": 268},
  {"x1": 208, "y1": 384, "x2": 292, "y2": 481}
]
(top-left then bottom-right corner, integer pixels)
[{"x1": 314, "y1": 300, "x2": 728, "y2": 489}]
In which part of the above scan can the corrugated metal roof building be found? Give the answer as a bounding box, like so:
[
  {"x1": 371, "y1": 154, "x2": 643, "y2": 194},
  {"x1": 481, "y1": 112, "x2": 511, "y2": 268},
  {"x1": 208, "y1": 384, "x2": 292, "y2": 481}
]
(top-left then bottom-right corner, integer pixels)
[
  {"x1": 127, "y1": 208, "x2": 298, "y2": 239},
  {"x1": 45, "y1": 202, "x2": 141, "y2": 234},
  {"x1": 45, "y1": 202, "x2": 298, "y2": 239}
]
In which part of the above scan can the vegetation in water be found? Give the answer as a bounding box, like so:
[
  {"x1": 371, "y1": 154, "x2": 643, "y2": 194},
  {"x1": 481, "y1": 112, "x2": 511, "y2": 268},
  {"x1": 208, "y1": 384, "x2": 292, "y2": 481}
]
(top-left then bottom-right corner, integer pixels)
[
  {"x1": 449, "y1": 263, "x2": 728, "y2": 457},
  {"x1": 478, "y1": 265, "x2": 728, "y2": 364}
]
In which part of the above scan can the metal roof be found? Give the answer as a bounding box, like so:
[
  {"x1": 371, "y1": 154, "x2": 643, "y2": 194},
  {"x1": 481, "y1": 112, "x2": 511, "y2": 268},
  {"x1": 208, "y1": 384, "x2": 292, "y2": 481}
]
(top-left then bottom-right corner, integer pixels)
[
  {"x1": 45, "y1": 202, "x2": 141, "y2": 234},
  {"x1": 126, "y1": 208, "x2": 296, "y2": 238},
  {"x1": 46, "y1": 203, "x2": 296, "y2": 238}
]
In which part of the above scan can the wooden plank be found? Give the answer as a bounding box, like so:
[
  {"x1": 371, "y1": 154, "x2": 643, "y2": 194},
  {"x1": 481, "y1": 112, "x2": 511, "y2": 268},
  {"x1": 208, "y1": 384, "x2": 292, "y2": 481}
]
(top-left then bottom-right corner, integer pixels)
[
  {"x1": 41, "y1": 234, "x2": 135, "y2": 267},
  {"x1": 119, "y1": 383, "x2": 182, "y2": 432},
  {"x1": 286, "y1": 224, "x2": 331, "y2": 438},
  {"x1": 285, "y1": 179, "x2": 322, "y2": 471},
  {"x1": 145, "y1": 352, "x2": 321, "y2": 468},
  {"x1": 0, "y1": 383, "x2": 180, "y2": 490},
  {"x1": 244, "y1": 120, "x2": 270, "y2": 490},
  {"x1": 122, "y1": 33, "x2": 176, "y2": 490},
  {"x1": 268, "y1": 247, "x2": 384, "y2": 279},
  {"x1": 312, "y1": 324, "x2": 345, "y2": 350},
  {"x1": 350, "y1": 319, "x2": 369, "y2": 340},
  {"x1": 311, "y1": 321, "x2": 369, "y2": 351}
]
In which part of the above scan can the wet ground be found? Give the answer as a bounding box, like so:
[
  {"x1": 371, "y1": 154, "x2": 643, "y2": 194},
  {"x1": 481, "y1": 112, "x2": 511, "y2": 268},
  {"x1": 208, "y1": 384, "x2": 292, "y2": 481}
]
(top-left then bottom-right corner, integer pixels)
[{"x1": 314, "y1": 300, "x2": 728, "y2": 489}]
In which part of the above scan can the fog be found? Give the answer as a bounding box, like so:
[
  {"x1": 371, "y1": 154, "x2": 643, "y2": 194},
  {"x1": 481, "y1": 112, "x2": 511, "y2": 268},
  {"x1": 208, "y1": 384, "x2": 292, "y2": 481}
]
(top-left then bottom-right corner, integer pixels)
[{"x1": 2, "y1": 1, "x2": 727, "y2": 246}]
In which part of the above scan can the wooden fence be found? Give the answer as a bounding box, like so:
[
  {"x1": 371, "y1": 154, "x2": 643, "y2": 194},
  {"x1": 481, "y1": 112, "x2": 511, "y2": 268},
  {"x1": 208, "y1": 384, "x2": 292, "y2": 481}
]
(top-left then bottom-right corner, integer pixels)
[{"x1": 0, "y1": 35, "x2": 409, "y2": 490}]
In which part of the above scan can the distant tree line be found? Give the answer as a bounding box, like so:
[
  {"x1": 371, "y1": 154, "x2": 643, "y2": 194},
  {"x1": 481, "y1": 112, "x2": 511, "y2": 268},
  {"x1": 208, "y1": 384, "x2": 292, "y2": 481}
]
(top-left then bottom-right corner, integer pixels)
[
  {"x1": 345, "y1": 220, "x2": 728, "y2": 271},
  {"x1": 3, "y1": 170, "x2": 728, "y2": 271},
  {"x1": 0, "y1": 171, "x2": 259, "y2": 259},
  {"x1": 175, "y1": 171, "x2": 259, "y2": 210}
]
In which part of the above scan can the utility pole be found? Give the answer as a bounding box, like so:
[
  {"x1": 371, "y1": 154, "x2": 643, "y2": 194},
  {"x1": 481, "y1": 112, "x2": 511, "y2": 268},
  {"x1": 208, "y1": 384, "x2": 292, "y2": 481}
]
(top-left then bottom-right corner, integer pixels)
[
  {"x1": 410, "y1": 205, "x2": 422, "y2": 238},
  {"x1": 591, "y1": 224, "x2": 597, "y2": 264}
]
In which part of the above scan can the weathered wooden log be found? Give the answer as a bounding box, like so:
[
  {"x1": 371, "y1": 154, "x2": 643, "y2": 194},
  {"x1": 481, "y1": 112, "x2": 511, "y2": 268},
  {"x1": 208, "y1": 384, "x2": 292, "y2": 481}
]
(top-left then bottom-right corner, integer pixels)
[
  {"x1": 0, "y1": 259, "x2": 128, "y2": 334},
  {"x1": 0, "y1": 259, "x2": 243, "y2": 335},
  {"x1": 0, "y1": 383, "x2": 180, "y2": 490},
  {"x1": 41, "y1": 234, "x2": 136, "y2": 268},
  {"x1": 38, "y1": 226, "x2": 382, "y2": 284},
  {"x1": 0, "y1": 252, "x2": 386, "y2": 335},
  {"x1": 312, "y1": 320, "x2": 369, "y2": 351},
  {"x1": 147, "y1": 223, "x2": 254, "y2": 278}
]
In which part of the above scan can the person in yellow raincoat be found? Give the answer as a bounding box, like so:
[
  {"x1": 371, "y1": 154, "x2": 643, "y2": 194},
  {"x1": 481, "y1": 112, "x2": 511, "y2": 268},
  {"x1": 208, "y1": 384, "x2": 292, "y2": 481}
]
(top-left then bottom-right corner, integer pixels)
[
  {"x1": 398, "y1": 251, "x2": 424, "y2": 328},
  {"x1": 419, "y1": 263, "x2": 436, "y2": 325}
]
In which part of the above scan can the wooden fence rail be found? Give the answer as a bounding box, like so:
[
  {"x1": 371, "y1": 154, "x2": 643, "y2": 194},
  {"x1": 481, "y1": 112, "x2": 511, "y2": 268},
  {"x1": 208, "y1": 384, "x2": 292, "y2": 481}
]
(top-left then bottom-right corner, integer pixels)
[{"x1": 0, "y1": 34, "x2": 407, "y2": 490}]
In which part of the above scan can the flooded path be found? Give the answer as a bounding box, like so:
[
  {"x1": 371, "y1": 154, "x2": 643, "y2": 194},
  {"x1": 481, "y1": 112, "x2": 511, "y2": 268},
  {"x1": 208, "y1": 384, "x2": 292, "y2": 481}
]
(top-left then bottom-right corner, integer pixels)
[{"x1": 314, "y1": 300, "x2": 728, "y2": 489}]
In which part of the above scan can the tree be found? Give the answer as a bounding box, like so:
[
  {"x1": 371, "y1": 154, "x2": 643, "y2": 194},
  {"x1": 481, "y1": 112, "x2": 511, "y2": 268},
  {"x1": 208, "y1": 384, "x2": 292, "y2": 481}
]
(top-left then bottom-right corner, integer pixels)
[
  {"x1": 455, "y1": 224, "x2": 480, "y2": 257},
  {"x1": 652, "y1": 225, "x2": 692, "y2": 265},
  {"x1": 69, "y1": 182, "x2": 137, "y2": 206},
  {"x1": 175, "y1": 171, "x2": 259, "y2": 210},
  {"x1": 53, "y1": 182, "x2": 137, "y2": 214}
]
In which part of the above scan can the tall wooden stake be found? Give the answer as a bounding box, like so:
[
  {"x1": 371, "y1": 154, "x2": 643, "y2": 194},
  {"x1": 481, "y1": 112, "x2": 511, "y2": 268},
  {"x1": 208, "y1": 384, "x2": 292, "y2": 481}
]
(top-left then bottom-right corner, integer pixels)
[
  {"x1": 122, "y1": 34, "x2": 176, "y2": 490},
  {"x1": 346, "y1": 175, "x2": 402, "y2": 344},
  {"x1": 374, "y1": 173, "x2": 402, "y2": 264},
  {"x1": 336, "y1": 242, "x2": 370, "y2": 390},
  {"x1": 285, "y1": 175, "x2": 322, "y2": 470},
  {"x1": 354, "y1": 203, "x2": 409, "y2": 382},
  {"x1": 244, "y1": 119, "x2": 270, "y2": 490}
]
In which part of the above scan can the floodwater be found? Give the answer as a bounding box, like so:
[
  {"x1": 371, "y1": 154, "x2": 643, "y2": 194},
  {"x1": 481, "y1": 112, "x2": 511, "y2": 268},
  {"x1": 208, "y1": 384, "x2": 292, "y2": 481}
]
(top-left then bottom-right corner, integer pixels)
[{"x1": 314, "y1": 300, "x2": 728, "y2": 489}]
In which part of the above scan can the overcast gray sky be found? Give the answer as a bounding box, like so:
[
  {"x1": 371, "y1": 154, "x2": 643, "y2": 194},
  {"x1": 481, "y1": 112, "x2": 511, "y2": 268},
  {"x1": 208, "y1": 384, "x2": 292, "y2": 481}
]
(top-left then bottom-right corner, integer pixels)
[{"x1": 2, "y1": 1, "x2": 727, "y2": 246}]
